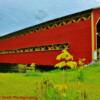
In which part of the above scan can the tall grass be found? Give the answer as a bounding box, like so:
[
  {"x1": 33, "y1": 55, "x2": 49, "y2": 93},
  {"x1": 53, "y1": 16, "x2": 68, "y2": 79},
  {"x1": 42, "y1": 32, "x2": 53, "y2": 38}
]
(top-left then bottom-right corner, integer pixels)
[{"x1": 0, "y1": 64, "x2": 100, "y2": 100}]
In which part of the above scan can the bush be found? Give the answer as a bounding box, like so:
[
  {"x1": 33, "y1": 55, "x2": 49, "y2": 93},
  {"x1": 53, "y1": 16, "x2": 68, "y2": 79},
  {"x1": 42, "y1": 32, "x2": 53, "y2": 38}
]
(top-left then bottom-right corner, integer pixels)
[
  {"x1": 18, "y1": 64, "x2": 26, "y2": 73},
  {"x1": 26, "y1": 63, "x2": 36, "y2": 72},
  {"x1": 55, "y1": 49, "x2": 85, "y2": 69}
]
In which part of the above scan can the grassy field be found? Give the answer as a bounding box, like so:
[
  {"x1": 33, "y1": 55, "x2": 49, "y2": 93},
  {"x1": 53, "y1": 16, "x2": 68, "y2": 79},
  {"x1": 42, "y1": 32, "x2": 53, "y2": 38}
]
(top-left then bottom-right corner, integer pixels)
[{"x1": 0, "y1": 63, "x2": 100, "y2": 100}]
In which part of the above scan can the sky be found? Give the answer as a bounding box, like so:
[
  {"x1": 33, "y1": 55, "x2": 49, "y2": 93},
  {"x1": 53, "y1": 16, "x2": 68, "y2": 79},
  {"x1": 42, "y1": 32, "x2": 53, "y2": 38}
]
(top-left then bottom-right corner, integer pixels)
[{"x1": 0, "y1": 0, "x2": 100, "y2": 36}]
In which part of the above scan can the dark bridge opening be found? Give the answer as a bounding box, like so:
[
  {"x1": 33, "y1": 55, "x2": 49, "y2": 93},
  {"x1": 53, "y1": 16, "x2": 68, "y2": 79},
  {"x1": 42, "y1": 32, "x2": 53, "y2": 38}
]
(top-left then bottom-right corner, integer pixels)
[{"x1": 97, "y1": 20, "x2": 100, "y2": 60}]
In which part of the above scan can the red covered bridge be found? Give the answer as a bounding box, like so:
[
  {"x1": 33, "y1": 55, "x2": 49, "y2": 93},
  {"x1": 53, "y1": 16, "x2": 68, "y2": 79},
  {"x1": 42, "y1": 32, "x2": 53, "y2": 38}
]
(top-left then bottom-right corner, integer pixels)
[{"x1": 0, "y1": 7, "x2": 100, "y2": 66}]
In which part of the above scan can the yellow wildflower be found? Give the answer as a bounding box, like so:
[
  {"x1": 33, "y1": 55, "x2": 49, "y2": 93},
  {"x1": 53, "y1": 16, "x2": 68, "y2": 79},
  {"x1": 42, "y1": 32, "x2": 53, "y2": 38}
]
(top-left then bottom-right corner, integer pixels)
[{"x1": 54, "y1": 83, "x2": 68, "y2": 91}]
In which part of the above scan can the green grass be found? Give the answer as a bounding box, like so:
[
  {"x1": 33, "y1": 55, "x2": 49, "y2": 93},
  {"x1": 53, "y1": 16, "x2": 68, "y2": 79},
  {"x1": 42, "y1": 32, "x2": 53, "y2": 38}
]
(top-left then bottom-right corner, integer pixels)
[{"x1": 0, "y1": 65, "x2": 100, "y2": 100}]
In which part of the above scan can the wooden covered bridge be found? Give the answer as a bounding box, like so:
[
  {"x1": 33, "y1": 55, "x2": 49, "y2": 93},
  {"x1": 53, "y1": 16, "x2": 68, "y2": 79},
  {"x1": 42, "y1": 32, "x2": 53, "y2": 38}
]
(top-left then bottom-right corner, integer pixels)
[{"x1": 0, "y1": 7, "x2": 100, "y2": 66}]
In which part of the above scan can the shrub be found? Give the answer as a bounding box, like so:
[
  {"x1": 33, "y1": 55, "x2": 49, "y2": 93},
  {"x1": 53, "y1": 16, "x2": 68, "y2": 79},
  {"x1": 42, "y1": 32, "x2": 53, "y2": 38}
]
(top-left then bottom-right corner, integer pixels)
[
  {"x1": 18, "y1": 64, "x2": 26, "y2": 73},
  {"x1": 55, "y1": 61, "x2": 77, "y2": 69},
  {"x1": 27, "y1": 63, "x2": 36, "y2": 70},
  {"x1": 55, "y1": 49, "x2": 85, "y2": 69},
  {"x1": 66, "y1": 61, "x2": 77, "y2": 69},
  {"x1": 56, "y1": 49, "x2": 73, "y2": 61},
  {"x1": 55, "y1": 49, "x2": 77, "y2": 69},
  {"x1": 55, "y1": 61, "x2": 66, "y2": 68}
]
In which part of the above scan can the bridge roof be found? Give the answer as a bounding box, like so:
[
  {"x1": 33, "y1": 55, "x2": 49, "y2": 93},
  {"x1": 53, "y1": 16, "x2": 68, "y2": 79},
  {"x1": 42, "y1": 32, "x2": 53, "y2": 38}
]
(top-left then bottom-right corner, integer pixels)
[{"x1": 0, "y1": 7, "x2": 100, "y2": 40}]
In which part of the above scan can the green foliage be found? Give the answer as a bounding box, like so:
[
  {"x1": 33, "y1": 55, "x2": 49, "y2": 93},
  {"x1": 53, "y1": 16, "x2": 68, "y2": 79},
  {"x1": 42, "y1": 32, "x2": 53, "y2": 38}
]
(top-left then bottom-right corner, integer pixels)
[
  {"x1": 65, "y1": 88, "x2": 81, "y2": 100},
  {"x1": 18, "y1": 63, "x2": 37, "y2": 73},
  {"x1": 0, "y1": 65, "x2": 100, "y2": 99},
  {"x1": 35, "y1": 79, "x2": 80, "y2": 100},
  {"x1": 34, "y1": 79, "x2": 58, "y2": 100},
  {"x1": 18, "y1": 64, "x2": 26, "y2": 73},
  {"x1": 27, "y1": 63, "x2": 36, "y2": 72},
  {"x1": 25, "y1": 71, "x2": 41, "y2": 77},
  {"x1": 77, "y1": 69, "x2": 84, "y2": 82}
]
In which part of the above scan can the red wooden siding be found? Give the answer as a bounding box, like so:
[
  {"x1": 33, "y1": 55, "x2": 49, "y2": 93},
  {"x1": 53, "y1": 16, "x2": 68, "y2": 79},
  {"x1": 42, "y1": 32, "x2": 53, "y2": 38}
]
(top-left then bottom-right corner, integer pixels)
[{"x1": 0, "y1": 19, "x2": 92, "y2": 65}]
